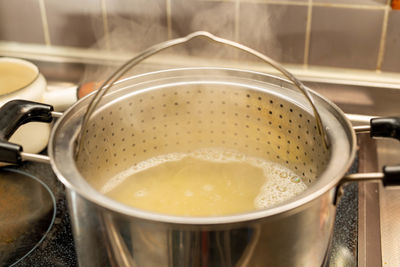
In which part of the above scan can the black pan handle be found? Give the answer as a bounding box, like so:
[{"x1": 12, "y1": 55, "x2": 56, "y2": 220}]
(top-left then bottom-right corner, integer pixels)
[
  {"x1": 0, "y1": 100, "x2": 54, "y2": 164},
  {"x1": 382, "y1": 165, "x2": 400, "y2": 186},
  {"x1": 370, "y1": 117, "x2": 400, "y2": 141},
  {"x1": 368, "y1": 117, "x2": 400, "y2": 186}
]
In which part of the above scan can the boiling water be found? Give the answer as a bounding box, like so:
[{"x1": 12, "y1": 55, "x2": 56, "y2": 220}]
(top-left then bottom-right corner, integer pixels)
[
  {"x1": 102, "y1": 149, "x2": 308, "y2": 216},
  {"x1": 0, "y1": 61, "x2": 37, "y2": 94}
]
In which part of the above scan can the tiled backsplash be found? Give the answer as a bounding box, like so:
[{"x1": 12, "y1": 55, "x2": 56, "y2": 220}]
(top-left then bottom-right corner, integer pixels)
[{"x1": 0, "y1": 0, "x2": 399, "y2": 72}]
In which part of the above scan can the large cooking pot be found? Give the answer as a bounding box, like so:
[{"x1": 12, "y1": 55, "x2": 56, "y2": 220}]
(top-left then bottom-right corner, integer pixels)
[{"x1": 1, "y1": 32, "x2": 400, "y2": 267}]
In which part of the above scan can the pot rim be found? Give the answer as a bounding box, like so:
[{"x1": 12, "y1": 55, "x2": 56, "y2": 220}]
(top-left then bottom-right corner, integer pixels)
[{"x1": 49, "y1": 67, "x2": 357, "y2": 225}]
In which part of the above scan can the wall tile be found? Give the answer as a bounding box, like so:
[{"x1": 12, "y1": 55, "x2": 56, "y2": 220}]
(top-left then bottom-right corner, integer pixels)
[
  {"x1": 45, "y1": 0, "x2": 104, "y2": 48},
  {"x1": 239, "y1": 3, "x2": 308, "y2": 64},
  {"x1": 0, "y1": 0, "x2": 44, "y2": 44},
  {"x1": 309, "y1": 7, "x2": 384, "y2": 70},
  {"x1": 314, "y1": 0, "x2": 387, "y2": 6},
  {"x1": 170, "y1": 0, "x2": 236, "y2": 58},
  {"x1": 106, "y1": 0, "x2": 168, "y2": 52},
  {"x1": 382, "y1": 10, "x2": 400, "y2": 72}
]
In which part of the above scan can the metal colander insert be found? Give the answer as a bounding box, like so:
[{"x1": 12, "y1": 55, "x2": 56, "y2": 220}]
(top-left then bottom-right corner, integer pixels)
[
  {"x1": 76, "y1": 74, "x2": 329, "y2": 193},
  {"x1": 50, "y1": 32, "x2": 355, "y2": 221}
]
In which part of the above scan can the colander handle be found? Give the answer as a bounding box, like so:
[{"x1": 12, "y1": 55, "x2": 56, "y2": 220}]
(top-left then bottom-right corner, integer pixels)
[{"x1": 77, "y1": 31, "x2": 329, "y2": 156}]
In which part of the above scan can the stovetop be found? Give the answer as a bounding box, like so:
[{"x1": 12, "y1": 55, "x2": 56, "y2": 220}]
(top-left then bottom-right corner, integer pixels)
[
  {"x1": 6, "y1": 162, "x2": 77, "y2": 267},
  {"x1": 4, "y1": 158, "x2": 359, "y2": 267}
]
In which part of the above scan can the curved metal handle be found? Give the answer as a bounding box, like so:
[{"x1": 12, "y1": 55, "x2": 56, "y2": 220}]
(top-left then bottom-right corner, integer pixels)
[{"x1": 76, "y1": 31, "x2": 329, "y2": 156}]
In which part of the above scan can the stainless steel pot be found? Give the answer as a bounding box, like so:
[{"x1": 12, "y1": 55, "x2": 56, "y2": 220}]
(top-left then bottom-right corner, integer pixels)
[{"x1": 1, "y1": 32, "x2": 399, "y2": 267}]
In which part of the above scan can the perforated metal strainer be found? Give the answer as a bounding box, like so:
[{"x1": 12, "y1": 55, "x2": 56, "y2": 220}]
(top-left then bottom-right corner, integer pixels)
[
  {"x1": 76, "y1": 69, "x2": 330, "y2": 190},
  {"x1": 72, "y1": 32, "x2": 343, "y2": 192},
  {"x1": 49, "y1": 32, "x2": 355, "y2": 220}
]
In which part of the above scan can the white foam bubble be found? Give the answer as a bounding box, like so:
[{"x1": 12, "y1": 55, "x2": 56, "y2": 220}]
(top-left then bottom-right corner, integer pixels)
[
  {"x1": 134, "y1": 189, "x2": 147, "y2": 197},
  {"x1": 254, "y1": 163, "x2": 307, "y2": 209}
]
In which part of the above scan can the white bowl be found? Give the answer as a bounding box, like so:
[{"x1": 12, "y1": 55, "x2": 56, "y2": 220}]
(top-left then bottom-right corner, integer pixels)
[{"x1": 0, "y1": 57, "x2": 51, "y2": 154}]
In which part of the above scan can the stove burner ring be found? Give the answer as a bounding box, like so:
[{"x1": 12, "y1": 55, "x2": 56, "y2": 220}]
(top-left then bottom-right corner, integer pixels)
[{"x1": 0, "y1": 168, "x2": 56, "y2": 266}]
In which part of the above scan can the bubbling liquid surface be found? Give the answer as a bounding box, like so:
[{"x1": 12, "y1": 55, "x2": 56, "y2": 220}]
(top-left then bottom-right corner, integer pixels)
[{"x1": 102, "y1": 149, "x2": 308, "y2": 216}]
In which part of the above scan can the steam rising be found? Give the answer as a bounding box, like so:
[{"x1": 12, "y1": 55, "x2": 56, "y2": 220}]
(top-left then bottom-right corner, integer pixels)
[{"x1": 81, "y1": 1, "x2": 293, "y2": 88}]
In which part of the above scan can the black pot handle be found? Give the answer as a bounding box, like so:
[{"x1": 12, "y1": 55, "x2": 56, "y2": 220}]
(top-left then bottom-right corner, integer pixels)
[
  {"x1": 0, "y1": 100, "x2": 54, "y2": 164},
  {"x1": 367, "y1": 117, "x2": 400, "y2": 186},
  {"x1": 370, "y1": 117, "x2": 400, "y2": 141},
  {"x1": 382, "y1": 165, "x2": 400, "y2": 186}
]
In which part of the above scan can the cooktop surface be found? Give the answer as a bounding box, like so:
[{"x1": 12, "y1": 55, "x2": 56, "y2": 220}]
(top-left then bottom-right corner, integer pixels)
[{"x1": 3, "y1": 159, "x2": 358, "y2": 267}]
